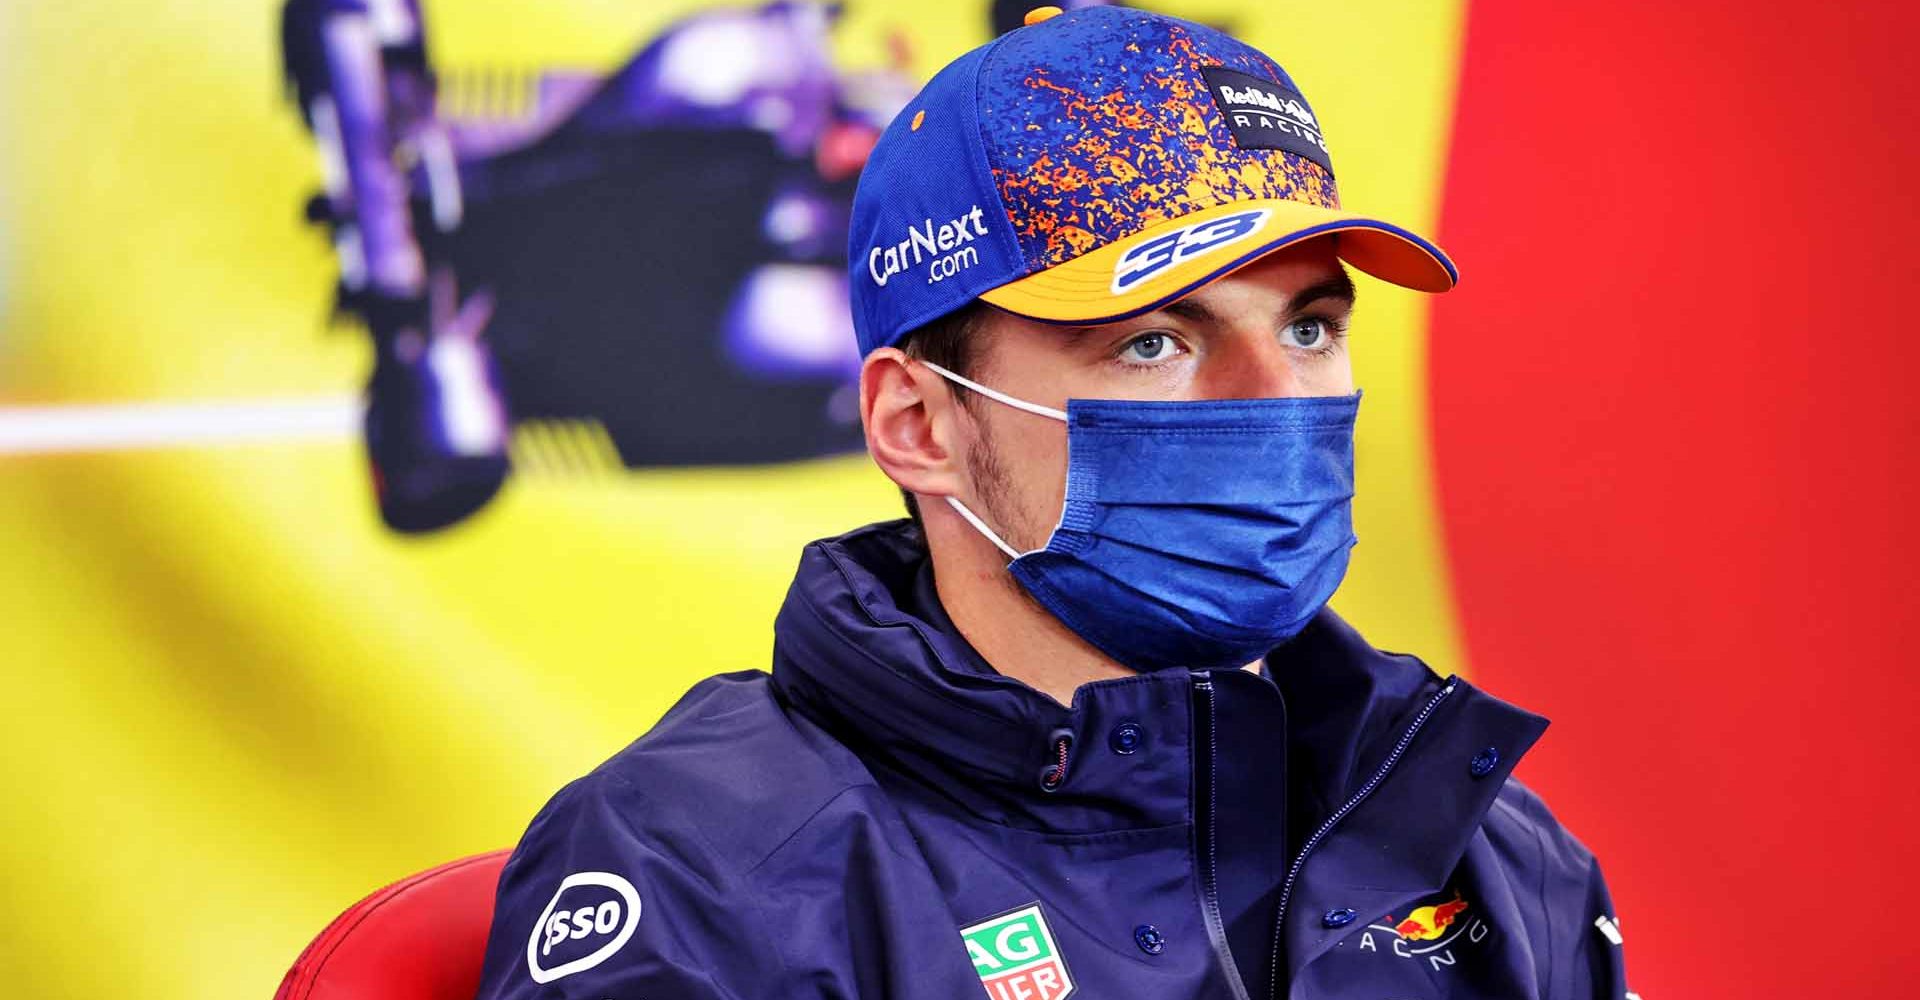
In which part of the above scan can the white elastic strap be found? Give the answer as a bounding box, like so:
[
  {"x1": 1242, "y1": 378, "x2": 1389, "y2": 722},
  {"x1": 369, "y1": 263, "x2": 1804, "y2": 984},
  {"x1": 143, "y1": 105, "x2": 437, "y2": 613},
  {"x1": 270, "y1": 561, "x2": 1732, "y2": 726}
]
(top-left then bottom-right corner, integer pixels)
[
  {"x1": 919, "y1": 361, "x2": 1068, "y2": 422},
  {"x1": 917, "y1": 361, "x2": 1059, "y2": 561},
  {"x1": 944, "y1": 496, "x2": 1022, "y2": 561}
]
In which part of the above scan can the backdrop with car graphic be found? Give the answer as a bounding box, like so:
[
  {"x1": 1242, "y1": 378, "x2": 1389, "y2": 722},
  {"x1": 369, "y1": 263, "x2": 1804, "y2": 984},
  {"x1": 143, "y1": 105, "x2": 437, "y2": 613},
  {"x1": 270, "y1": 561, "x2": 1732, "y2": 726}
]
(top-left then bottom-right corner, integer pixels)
[{"x1": 1, "y1": 1, "x2": 1913, "y2": 998}]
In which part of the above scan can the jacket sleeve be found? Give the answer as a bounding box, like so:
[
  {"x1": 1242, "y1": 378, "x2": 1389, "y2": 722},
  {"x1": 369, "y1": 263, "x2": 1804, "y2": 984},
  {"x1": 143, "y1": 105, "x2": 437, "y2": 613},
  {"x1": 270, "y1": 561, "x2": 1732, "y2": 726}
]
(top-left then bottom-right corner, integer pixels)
[
  {"x1": 472, "y1": 771, "x2": 784, "y2": 1000},
  {"x1": 1567, "y1": 857, "x2": 1632, "y2": 1000}
]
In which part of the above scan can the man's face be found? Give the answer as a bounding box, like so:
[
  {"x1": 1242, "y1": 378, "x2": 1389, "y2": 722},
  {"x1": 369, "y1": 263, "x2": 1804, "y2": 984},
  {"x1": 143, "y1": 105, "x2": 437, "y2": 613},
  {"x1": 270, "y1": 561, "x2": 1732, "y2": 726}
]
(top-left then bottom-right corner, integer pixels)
[{"x1": 958, "y1": 237, "x2": 1356, "y2": 552}]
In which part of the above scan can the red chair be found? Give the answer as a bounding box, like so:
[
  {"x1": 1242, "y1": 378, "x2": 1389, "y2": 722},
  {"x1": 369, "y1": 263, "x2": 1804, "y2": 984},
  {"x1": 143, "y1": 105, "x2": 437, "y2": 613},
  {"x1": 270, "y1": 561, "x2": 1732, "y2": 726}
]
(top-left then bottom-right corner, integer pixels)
[{"x1": 275, "y1": 850, "x2": 512, "y2": 1000}]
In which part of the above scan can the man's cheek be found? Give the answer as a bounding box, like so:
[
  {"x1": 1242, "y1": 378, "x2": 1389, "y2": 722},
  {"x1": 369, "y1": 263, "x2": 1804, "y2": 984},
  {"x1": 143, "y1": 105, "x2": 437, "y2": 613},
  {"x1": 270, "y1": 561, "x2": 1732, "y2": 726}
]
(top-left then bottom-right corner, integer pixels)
[
  {"x1": 1012, "y1": 436, "x2": 1071, "y2": 548},
  {"x1": 966, "y1": 422, "x2": 1053, "y2": 552},
  {"x1": 1308, "y1": 348, "x2": 1357, "y2": 397}
]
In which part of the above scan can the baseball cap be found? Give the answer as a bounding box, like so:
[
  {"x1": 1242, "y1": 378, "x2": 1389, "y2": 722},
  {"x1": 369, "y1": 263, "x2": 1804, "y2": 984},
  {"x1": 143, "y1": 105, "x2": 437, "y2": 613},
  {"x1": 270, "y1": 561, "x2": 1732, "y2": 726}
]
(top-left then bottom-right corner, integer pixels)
[{"x1": 847, "y1": 4, "x2": 1457, "y2": 357}]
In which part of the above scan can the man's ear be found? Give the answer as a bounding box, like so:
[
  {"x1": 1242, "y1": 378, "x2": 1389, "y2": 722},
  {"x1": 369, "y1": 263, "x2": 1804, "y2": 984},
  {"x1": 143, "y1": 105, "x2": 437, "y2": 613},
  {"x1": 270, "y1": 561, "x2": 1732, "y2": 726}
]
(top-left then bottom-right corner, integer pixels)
[{"x1": 860, "y1": 347, "x2": 969, "y2": 501}]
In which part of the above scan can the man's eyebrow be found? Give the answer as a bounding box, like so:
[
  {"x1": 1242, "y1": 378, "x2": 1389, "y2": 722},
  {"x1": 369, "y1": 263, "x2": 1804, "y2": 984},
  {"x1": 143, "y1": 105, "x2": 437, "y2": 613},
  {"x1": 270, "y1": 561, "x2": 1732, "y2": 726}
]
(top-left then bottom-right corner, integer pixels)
[
  {"x1": 1058, "y1": 270, "x2": 1358, "y2": 347},
  {"x1": 1287, "y1": 272, "x2": 1357, "y2": 314},
  {"x1": 1065, "y1": 298, "x2": 1222, "y2": 342},
  {"x1": 1055, "y1": 324, "x2": 1103, "y2": 348},
  {"x1": 1155, "y1": 272, "x2": 1358, "y2": 327},
  {"x1": 1162, "y1": 297, "x2": 1223, "y2": 327}
]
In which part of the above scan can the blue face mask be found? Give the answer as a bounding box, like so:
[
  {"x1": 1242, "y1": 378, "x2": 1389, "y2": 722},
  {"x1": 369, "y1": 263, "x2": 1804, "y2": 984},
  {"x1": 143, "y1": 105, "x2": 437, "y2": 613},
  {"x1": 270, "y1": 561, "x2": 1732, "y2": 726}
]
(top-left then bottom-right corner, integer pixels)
[{"x1": 923, "y1": 362, "x2": 1360, "y2": 673}]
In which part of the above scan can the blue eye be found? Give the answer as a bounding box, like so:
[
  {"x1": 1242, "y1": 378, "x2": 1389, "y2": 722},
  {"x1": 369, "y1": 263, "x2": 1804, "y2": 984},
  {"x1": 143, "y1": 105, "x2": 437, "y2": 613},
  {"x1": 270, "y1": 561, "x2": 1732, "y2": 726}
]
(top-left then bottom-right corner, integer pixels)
[
  {"x1": 1119, "y1": 332, "x2": 1180, "y2": 364},
  {"x1": 1285, "y1": 318, "x2": 1333, "y2": 349}
]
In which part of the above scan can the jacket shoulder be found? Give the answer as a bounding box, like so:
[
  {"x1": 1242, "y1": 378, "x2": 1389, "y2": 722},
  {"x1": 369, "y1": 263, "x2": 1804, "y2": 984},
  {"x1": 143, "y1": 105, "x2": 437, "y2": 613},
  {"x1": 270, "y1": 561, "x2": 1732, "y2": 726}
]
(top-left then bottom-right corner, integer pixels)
[
  {"x1": 593, "y1": 669, "x2": 878, "y2": 866},
  {"x1": 1476, "y1": 778, "x2": 1630, "y2": 998},
  {"x1": 1483, "y1": 776, "x2": 1600, "y2": 887},
  {"x1": 473, "y1": 671, "x2": 877, "y2": 999}
]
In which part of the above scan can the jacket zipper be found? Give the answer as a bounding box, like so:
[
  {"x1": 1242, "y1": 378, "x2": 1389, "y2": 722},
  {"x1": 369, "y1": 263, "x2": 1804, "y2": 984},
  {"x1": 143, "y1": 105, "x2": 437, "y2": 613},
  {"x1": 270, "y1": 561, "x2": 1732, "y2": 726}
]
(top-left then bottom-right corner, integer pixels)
[
  {"x1": 1193, "y1": 674, "x2": 1254, "y2": 1000},
  {"x1": 1266, "y1": 679, "x2": 1457, "y2": 999},
  {"x1": 1043, "y1": 735, "x2": 1071, "y2": 788}
]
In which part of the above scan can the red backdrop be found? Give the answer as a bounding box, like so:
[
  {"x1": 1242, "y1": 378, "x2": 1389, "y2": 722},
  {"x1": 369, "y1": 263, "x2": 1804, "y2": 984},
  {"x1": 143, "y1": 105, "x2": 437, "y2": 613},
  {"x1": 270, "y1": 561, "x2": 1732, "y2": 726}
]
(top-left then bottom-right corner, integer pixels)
[{"x1": 1432, "y1": 1, "x2": 1920, "y2": 995}]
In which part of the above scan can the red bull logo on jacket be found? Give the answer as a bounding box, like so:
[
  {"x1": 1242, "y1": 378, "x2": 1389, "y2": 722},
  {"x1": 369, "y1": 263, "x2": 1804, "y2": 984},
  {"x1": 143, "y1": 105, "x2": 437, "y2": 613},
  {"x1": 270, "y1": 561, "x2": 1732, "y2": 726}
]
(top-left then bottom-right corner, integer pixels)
[
  {"x1": 1390, "y1": 890, "x2": 1470, "y2": 941},
  {"x1": 1354, "y1": 887, "x2": 1493, "y2": 973}
]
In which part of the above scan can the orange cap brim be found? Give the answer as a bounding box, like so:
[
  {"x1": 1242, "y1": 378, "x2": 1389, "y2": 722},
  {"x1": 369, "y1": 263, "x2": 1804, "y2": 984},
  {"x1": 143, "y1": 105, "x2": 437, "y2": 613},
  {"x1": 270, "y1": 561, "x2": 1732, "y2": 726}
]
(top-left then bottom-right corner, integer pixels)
[{"x1": 978, "y1": 199, "x2": 1456, "y2": 325}]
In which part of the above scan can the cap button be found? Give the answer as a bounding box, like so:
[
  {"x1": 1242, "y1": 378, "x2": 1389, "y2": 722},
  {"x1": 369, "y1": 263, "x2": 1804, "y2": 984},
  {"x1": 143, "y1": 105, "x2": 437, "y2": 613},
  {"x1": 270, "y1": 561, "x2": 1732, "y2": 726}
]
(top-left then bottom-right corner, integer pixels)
[{"x1": 1024, "y1": 5, "x2": 1064, "y2": 26}]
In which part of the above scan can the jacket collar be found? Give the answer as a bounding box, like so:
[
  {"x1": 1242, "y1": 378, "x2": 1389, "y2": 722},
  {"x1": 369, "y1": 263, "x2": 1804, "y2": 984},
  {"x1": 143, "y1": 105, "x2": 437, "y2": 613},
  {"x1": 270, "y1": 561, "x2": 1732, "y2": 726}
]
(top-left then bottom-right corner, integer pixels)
[
  {"x1": 770, "y1": 520, "x2": 1548, "y2": 851},
  {"x1": 771, "y1": 520, "x2": 1144, "y2": 829},
  {"x1": 1276, "y1": 671, "x2": 1550, "y2": 978}
]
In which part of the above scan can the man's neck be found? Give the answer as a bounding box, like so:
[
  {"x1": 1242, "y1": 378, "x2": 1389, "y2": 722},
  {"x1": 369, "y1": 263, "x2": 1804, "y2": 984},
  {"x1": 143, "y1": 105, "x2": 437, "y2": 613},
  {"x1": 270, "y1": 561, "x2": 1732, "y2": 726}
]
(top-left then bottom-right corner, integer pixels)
[{"x1": 925, "y1": 517, "x2": 1132, "y2": 707}]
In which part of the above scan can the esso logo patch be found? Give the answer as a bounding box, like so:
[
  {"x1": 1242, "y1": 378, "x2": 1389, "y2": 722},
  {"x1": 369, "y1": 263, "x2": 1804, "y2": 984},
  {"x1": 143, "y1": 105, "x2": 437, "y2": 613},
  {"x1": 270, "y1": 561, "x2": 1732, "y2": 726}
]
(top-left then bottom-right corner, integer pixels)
[
  {"x1": 1111, "y1": 209, "x2": 1271, "y2": 293},
  {"x1": 524, "y1": 871, "x2": 643, "y2": 984}
]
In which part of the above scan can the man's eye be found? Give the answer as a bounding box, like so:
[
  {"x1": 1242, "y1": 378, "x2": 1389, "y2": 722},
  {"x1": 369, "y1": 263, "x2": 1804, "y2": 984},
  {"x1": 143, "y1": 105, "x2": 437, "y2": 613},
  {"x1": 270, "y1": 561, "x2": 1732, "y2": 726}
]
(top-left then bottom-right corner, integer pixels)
[
  {"x1": 1285, "y1": 317, "x2": 1335, "y2": 350},
  {"x1": 1119, "y1": 332, "x2": 1181, "y2": 364}
]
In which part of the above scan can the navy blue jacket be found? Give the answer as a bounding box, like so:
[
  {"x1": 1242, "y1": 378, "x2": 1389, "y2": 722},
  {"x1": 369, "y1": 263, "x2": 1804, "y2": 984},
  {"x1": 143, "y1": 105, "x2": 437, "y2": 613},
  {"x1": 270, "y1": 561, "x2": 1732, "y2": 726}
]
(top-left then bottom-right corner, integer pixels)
[{"x1": 475, "y1": 521, "x2": 1630, "y2": 999}]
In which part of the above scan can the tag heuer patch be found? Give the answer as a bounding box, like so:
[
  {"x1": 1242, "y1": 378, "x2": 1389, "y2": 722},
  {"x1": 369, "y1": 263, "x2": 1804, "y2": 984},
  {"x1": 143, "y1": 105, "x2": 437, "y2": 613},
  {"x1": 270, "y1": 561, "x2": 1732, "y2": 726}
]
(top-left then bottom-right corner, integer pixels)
[{"x1": 960, "y1": 904, "x2": 1075, "y2": 1000}]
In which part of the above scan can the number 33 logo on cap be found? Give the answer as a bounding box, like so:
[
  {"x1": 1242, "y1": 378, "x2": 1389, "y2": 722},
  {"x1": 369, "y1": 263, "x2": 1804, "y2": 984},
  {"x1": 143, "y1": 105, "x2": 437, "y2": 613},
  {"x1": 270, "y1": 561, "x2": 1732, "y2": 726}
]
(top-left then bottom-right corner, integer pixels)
[{"x1": 1112, "y1": 209, "x2": 1271, "y2": 293}]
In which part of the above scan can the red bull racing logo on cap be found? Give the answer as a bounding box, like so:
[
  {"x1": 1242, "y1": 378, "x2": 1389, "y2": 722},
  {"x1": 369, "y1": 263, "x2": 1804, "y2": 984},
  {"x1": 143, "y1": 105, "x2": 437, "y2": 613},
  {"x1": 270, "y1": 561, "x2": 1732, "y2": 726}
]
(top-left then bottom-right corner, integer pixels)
[{"x1": 1198, "y1": 66, "x2": 1331, "y2": 167}]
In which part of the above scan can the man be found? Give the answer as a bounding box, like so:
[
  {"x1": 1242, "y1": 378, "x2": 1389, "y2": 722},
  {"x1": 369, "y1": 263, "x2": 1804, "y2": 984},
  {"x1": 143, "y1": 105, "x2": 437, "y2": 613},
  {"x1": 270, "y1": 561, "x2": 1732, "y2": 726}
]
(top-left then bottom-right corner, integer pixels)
[{"x1": 475, "y1": 6, "x2": 1631, "y2": 998}]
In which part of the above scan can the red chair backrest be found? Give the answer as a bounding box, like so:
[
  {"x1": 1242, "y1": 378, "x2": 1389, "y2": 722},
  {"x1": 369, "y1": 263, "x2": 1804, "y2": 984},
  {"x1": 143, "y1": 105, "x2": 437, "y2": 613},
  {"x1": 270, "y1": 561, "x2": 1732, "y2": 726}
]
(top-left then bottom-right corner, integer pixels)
[{"x1": 275, "y1": 850, "x2": 511, "y2": 1000}]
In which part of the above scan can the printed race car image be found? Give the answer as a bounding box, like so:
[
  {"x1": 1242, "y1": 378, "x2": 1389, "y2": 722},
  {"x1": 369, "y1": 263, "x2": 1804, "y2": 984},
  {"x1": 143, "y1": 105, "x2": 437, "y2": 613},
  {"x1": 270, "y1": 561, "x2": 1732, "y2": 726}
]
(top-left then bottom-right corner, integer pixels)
[{"x1": 279, "y1": 0, "x2": 918, "y2": 533}]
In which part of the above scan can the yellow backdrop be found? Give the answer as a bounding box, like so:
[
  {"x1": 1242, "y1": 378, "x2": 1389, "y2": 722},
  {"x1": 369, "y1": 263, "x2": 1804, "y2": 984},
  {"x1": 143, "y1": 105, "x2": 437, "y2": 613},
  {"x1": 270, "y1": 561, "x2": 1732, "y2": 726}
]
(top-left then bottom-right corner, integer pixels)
[{"x1": 0, "y1": 2, "x2": 1467, "y2": 996}]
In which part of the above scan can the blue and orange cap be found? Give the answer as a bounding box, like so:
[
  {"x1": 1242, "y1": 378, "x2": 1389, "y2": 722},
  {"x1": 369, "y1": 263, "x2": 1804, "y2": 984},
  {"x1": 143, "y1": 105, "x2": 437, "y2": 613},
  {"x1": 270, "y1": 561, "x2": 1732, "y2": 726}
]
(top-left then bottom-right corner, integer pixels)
[{"x1": 848, "y1": 4, "x2": 1457, "y2": 356}]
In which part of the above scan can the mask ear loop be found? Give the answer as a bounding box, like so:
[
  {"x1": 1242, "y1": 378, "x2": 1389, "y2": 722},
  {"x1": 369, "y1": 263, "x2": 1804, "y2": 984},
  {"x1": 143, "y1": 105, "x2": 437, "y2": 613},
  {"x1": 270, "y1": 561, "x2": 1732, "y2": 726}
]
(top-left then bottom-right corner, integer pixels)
[
  {"x1": 917, "y1": 360, "x2": 1067, "y2": 563},
  {"x1": 944, "y1": 496, "x2": 1021, "y2": 560},
  {"x1": 919, "y1": 361, "x2": 1068, "y2": 421}
]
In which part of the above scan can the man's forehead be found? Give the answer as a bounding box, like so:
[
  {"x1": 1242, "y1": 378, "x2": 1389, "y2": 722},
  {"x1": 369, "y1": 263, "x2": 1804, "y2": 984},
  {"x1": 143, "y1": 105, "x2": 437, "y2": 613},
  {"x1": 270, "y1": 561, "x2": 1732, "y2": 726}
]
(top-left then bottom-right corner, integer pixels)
[
  {"x1": 969, "y1": 240, "x2": 1357, "y2": 357},
  {"x1": 1166, "y1": 259, "x2": 1356, "y2": 317},
  {"x1": 1068, "y1": 255, "x2": 1357, "y2": 338}
]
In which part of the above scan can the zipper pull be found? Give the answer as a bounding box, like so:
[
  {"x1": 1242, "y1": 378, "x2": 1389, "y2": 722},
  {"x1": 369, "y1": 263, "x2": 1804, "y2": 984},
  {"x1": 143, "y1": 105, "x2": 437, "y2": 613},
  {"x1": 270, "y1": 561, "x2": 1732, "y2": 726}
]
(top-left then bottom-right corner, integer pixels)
[{"x1": 1039, "y1": 727, "x2": 1074, "y2": 791}]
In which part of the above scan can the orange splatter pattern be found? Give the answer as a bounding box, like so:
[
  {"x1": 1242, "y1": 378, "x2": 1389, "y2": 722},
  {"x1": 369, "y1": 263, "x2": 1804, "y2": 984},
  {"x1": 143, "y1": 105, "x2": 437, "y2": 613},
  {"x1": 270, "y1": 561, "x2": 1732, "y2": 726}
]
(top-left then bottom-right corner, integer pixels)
[{"x1": 979, "y1": 11, "x2": 1339, "y2": 271}]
